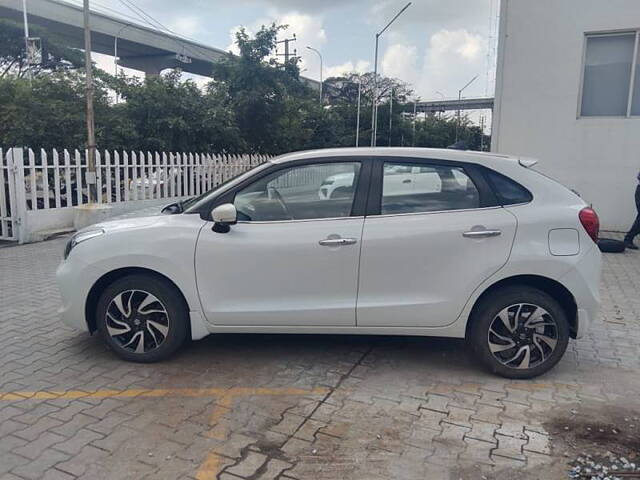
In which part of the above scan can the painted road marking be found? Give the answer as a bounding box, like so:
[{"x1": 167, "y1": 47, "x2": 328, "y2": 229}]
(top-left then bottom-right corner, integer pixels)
[
  {"x1": 0, "y1": 386, "x2": 330, "y2": 480},
  {"x1": 0, "y1": 386, "x2": 328, "y2": 402}
]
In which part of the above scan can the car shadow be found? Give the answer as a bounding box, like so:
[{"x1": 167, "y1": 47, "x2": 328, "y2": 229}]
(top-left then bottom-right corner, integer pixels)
[{"x1": 174, "y1": 333, "x2": 485, "y2": 379}]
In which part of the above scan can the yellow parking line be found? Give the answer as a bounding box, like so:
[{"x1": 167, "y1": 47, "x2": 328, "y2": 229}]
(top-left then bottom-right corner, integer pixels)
[
  {"x1": 0, "y1": 387, "x2": 230, "y2": 401},
  {"x1": 0, "y1": 385, "x2": 330, "y2": 479},
  {"x1": 195, "y1": 386, "x2": 330, "y2": 480},
  {"x1": 196, "y1": 451, "x2": 225, "y2": 480},
  {"x1": 0, "y1": 386, "x2": 329, "y2": 402}
]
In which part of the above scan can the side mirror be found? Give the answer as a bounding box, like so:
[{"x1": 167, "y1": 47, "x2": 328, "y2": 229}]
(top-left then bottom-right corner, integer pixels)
[
  {"x1": 211, "y1": 203, "x2": 237, "y2": 233},
  {"x1": 161, "y1": 202, "x2": 181, "y2": 214}
]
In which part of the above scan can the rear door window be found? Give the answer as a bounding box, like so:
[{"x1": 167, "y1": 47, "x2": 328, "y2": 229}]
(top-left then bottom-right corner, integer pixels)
[
  {"x1": 380, "y1": 162, "x2": 481, "y2": 214},
  {"x1": 484, "y1": 169, "x2": 533, "y2": 205}
]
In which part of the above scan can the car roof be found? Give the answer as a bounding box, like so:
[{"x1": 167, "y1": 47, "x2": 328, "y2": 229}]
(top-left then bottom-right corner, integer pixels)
[{"x1": 269, "y1": 147, "x2": 522, "y2": 168}]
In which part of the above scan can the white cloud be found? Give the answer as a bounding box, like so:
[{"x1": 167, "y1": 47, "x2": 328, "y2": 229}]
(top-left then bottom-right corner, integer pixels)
[
  {"x1": 381, "y1": 43, "x2": 418, "y2": 83},
  {"x1": 324, "y1": 60, "x2": 370, "y2": 79},
  {"x1": 430, "y1": 29, "x2": 483, "y2": 63},
  {"x1": 373, "y1": 28, "x2": 485, "y2": 100},
  {"x1": 419, "y1": 28, "x2": 485, "y2": 98},
  {"x1": 168, "y1": 16, "x2": 203, "y2": 36}
]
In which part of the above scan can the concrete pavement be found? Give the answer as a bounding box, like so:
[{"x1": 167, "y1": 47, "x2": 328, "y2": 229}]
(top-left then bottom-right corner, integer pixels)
[{"x1": 0, "y1": 235, "x2": 639, "y2": 479}]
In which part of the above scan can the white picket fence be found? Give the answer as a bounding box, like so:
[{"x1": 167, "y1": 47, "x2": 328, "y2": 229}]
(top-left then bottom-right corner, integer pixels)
[{"x1": 0, "y1": 147, "x2": 270, "y2": 243}]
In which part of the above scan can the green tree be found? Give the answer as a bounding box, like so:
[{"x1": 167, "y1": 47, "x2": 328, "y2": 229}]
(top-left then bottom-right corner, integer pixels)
[
  {"x1": 111, "y1": 70, "x2": 243, "y2": 153},
  {"x1": 324, "y1": 73, "x2": 413, "y2": 147},
  {"x1": 0, "y1": 71, "x2": 114, "y2": 150},
  {"x1": 213, "y1": 23, "x2": 316, "y2": 154},
  {"x1": 0, "y1": 20, "x2": 490, "y2": 155},
  {"x1": 0, "y1": 19, "x2": 83, "y2": 78}
]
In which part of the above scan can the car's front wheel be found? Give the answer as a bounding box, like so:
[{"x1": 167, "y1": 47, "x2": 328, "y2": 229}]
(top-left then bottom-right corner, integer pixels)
[
  {"x1": 467, "y1": 286, "x2": 570, "y2": 379},
  {"x1": 96, "y1": 274, "x2": 189, "y2": 362}
]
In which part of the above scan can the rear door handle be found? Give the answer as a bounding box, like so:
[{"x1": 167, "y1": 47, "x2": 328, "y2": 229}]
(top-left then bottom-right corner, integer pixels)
[
  {"x1": 462, "y1": 230, "x2": 502, "y2": 238},
  {"x1": 319, "y1": 237, "x2": 358, "y2": 246}
]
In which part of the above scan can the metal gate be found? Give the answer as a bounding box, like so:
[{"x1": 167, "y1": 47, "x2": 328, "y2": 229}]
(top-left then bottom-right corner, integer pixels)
[{"x1": 0, "y1": 148, "x2": 21, "y2": 241}]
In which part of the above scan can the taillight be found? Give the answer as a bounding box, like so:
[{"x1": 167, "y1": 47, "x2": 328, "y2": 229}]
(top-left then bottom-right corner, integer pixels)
[{"x1": 579, "y1": 207, "x2": 599, "y2": 243}]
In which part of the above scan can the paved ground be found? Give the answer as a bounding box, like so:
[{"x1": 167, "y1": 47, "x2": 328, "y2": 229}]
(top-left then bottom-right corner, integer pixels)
[{"x1": 1, "y1": 235, "x2": 639, "y2": 480}]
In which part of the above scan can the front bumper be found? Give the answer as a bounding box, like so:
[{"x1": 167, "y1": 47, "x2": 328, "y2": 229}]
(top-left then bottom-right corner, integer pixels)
[{"x1": 56, "y1": 256, "x2": 100, "y2": 333}]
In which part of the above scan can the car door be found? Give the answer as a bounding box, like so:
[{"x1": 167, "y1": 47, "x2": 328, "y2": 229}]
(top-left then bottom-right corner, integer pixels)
[
  {"x1": 357, "y1": 158, "x2": 517, "y2": 328},
  {"x1": 195, "y1": 159, "x2": 368, "y2": 327}
]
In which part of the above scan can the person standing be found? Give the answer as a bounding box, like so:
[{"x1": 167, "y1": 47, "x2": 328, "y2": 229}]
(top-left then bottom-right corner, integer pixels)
[{"x1": 624, "y1": 171, "x2": 640, "y2": 250}]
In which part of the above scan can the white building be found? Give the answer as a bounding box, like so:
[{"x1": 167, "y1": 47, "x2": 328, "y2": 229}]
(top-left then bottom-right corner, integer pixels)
[{"x1": 492, "y1": 0, "x2": 640, "y2": 231}]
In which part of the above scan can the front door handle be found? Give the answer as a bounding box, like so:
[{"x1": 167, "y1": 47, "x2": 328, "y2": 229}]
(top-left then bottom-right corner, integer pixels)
[
  {"x1": 319, "y1": 237, "x2": 358, "y2": 246},
  {"x1": 463, "y1": 230, "x2": 502, "y2": 238},
  {"x1": 402, "y1": 179, "x2": 412, "y2": 184}
]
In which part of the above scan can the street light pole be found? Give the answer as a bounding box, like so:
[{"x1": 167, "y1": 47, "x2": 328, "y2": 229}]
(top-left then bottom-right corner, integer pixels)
[
  {"x1": 370, "y1": 1, "x2": 412, "y2": 147},
  {"x1": 388, "y1": 88, "x2": 393, "y2": 146},
  {"x1": 412, "y1": 97, "x2": 419, "y2": 147},
  {"x1": 306, "y1": 46, "x2": 323, "y2": 104},
  {"x1": 83, "y1": 0, "x2": 97, "y2": 203},
  {"x1": 114, "y1": 24, "x2": 130, "y2": 104},
  {"x1": 370, "y1": 33, "x2": 379, "y2": 147},
  {"x1": 455, "y1": 74, "x2": 478, "y2": 143},
  {"x1": 355, "y1": 77, "x2": 362, "y2": 147},
  {"x1": 21, "y1": 0, "x2": 31, "y2": 80}
]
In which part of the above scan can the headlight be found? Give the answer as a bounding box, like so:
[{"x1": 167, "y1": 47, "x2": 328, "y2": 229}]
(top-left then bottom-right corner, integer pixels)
[{"x1": 63, "y1": 228, "x2": 105, "y2": 260}]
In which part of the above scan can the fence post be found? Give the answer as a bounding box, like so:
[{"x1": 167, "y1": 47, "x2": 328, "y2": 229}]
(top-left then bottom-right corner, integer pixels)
[{"x1": 8, "y1": 148, "x2": 28, "y2": 244}]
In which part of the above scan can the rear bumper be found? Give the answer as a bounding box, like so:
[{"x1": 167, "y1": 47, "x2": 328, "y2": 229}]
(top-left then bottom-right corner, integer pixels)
[
  {"x1": 575, "y1": 308, "x2": 594, "y2": 339},
  {"x1": 560, "y1": 244, "x2": 602, "y2": 339}
]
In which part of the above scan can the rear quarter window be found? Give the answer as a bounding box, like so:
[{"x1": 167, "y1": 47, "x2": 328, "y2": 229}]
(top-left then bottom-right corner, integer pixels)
[{"x1": 484, "y1": 169, "x2": 533, "y2": 205}]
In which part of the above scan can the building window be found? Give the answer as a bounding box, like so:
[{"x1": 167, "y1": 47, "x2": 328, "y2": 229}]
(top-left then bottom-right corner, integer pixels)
[{"x1": 580, "y1": 31, "x2": 640, "y2": 117}]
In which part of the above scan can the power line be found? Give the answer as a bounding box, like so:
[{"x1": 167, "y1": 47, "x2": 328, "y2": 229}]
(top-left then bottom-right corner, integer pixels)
[
  {"x1": 116, "y1": 0, "x2": 211, "y2": 62},
  {"x1": 60, "y1": 0, "x2": 159, "y2": 29},
  {"x1": 59, "y1": 0, "x2": 221, "y2": 63}
]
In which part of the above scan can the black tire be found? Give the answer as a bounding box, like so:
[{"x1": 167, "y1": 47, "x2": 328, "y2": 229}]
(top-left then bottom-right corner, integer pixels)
[
  {"x1": 96, "y1": 274, "x2": 189, "y2": 362},
  {"x1": 598, "y1": 238, "x2": 626, "y2": 253},
  {"x1": 467, "y1": 286, "x2": 570, "y2": 379}
]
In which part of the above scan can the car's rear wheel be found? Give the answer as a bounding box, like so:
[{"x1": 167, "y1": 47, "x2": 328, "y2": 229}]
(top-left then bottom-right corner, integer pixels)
[
  {"x1": 467, "y1": 286, "x2": 570, "y2": 379},
  {"x1": 96, "y1": 274, "x2": 189, "y2": 362}
]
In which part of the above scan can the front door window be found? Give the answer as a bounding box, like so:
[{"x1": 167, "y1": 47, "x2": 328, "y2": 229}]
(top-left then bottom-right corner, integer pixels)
[{"x1": 234, "y1": 162, "x2": 361, "y2": 221}]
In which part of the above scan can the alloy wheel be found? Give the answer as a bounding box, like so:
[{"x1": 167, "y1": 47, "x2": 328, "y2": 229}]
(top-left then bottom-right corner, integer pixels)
[
  {"x1": 487, "y1": 303, "x2": 559, "y2": 370},
  {"x1": 105, "y1": 290, "x2": 170, "y2": 354}
]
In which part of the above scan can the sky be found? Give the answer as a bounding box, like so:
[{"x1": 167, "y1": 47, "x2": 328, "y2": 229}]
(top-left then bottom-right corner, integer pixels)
[{"x1": 79, "y1": 0, "x2": 500, "y2": 103}]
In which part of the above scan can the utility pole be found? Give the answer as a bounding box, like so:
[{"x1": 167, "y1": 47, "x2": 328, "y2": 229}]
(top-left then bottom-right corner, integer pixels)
[
  {"x1": 276, "y1": 34, "x2": 297, "y2": 63},
  {"x1": 370, "y1": 2, "x2": 412, "y2": 147},
  {"x1": 83, "y1": 0, "x2": 97, "y2": 203}
]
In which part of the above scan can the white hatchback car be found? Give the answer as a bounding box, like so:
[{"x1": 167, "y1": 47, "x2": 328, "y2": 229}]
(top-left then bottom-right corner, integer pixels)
[{"x1": 57, "y1": 148, "x2": 602, "y2": 379}]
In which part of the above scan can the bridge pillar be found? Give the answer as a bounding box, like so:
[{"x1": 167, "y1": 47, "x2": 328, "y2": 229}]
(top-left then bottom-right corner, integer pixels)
[{"x1": 119, "y1": 54, "x2": 177, "y2": 77}]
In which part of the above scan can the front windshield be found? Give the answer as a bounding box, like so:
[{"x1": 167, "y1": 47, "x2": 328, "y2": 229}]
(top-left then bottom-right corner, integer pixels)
[{"x1": 182, "y1": 161, "x2": 272, "y2": 213}]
